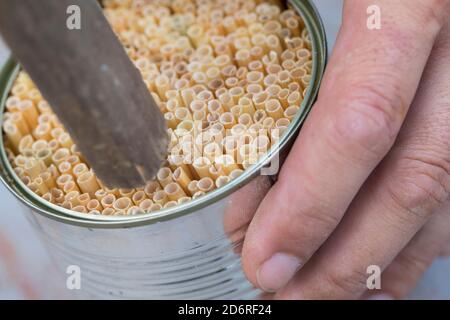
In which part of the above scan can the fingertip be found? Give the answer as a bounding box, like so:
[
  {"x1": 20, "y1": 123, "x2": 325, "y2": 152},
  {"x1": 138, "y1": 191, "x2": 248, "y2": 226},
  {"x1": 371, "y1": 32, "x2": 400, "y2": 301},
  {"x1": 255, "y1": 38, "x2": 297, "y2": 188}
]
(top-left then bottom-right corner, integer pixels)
[{"x1": 256, "y1": 252, "x2": 303, "y2": 293}]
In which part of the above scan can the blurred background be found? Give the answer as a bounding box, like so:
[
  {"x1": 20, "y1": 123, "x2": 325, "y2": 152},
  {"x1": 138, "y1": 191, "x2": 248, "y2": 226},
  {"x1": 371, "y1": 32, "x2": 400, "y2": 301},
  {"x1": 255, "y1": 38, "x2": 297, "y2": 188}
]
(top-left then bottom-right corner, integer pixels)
[{"x1": 0, "y1": 0, "x2": 449, "y2": 299}]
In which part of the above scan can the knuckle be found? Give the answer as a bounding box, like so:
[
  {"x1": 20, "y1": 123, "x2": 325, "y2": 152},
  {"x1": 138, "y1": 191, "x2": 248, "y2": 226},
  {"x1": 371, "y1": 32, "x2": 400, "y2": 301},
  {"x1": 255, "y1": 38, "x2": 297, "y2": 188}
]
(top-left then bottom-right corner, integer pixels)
[
  {"x1": 323, "y1": 267, "x2": 368, "y2": 298},
  {"x1": 417, "y1": 0, "x2": 450, "y2": 31},
  {"x1": 292, "y1": 204, "x2": 341, "y2": 238},
  {"x1": 272, "y1": 181, "x2": 341, "y2": 258},
  {"x1": 275, "y1": 180, "x2": 341, "y2": 236},
  {"x1": 329, "y1": 84, "x2": 405, "y2": 162},
  {"x1": 388, "y1": 154, "x2": 450, "y2": 222},
  {"x1": 395, "y1": 249, "x2": 432, "y2": 278},
  {"x1": 395, "y1": 1, "x2": 449, "y2": 40},
  {"x1": 383, "y1": 249, "x2": 434, "y2": 299}
]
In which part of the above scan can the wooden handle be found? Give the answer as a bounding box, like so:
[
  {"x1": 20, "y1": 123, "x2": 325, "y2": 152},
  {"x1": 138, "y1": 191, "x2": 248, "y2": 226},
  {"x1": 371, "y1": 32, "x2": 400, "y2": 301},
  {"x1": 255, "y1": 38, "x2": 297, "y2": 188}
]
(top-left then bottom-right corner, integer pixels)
[{"x1": 0, "y1": 0, "x2": 168, "y2": 188}]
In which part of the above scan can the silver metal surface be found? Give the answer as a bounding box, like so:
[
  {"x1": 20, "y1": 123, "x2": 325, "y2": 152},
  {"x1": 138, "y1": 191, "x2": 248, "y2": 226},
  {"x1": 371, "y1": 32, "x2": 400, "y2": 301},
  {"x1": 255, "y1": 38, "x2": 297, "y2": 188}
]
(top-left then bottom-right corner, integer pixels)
[{"x1": 25, "y1": 178, "x2": 271, "y2": 299}]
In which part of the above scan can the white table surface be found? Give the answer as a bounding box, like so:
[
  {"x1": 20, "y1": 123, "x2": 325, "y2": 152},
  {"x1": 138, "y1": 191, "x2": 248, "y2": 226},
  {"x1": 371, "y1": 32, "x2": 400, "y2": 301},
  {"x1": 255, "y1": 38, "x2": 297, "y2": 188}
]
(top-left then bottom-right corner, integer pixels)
[{"x1": 0, "y1": 0, "x2": 448, "y2": 299}]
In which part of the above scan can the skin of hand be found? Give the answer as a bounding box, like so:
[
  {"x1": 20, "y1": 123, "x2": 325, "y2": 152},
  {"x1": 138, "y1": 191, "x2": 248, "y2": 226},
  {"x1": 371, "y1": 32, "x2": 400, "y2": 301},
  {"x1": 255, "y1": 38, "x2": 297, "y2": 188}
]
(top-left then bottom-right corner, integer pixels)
[{"x1": 240, "y1": 0, "x2": 450, "y2": 299}]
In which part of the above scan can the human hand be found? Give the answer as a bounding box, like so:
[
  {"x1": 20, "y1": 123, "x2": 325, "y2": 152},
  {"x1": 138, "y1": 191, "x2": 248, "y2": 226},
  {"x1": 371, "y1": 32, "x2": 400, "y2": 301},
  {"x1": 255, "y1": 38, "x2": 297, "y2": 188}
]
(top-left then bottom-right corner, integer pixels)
[{"x1": 241, "y1": 0, "x2": 450, "y2": 299}]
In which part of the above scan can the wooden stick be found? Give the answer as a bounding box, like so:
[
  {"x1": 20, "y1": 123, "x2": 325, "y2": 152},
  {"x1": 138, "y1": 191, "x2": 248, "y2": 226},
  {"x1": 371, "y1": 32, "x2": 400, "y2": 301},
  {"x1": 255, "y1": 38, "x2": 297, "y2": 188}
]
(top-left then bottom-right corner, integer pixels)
[{"x1": 0, "y1": 0, "x2": 168, "y2": 188}]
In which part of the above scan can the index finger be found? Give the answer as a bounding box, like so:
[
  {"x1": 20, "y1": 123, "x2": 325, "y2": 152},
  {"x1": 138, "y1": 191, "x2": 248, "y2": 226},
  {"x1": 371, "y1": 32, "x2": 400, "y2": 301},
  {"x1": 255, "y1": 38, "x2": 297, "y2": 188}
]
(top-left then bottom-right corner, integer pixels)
[{"x1": 242, "y1": 0, "x2": 449, "y2": 292}]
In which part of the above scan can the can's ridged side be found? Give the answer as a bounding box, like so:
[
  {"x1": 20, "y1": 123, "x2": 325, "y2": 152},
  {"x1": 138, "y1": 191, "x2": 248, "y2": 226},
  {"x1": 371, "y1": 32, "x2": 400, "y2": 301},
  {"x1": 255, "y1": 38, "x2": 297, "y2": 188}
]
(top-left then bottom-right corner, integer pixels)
[{"x1": 26, "y1": 194, "x2": 261, "y2": 299}]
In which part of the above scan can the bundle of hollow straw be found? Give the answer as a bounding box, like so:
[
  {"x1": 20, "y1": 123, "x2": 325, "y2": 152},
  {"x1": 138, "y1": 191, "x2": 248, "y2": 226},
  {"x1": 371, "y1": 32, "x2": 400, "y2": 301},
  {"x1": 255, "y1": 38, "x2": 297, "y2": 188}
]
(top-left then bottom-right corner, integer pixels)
[{"x1": 2, "y1": 0, "x2": 313, "y2": 216}]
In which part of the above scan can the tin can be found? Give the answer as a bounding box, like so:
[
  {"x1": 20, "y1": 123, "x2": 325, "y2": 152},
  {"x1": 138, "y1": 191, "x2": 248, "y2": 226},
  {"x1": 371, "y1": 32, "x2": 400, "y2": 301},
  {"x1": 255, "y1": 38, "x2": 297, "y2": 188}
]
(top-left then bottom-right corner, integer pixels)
[{"x1": 0, "y1": 0, "x2": 326, "y2": 299}]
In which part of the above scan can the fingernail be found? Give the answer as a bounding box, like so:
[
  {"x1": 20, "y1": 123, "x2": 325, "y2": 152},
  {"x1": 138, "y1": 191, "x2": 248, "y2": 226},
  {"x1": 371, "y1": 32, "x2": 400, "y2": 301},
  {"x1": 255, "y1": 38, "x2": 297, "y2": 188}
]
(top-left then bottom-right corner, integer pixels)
[
  {"x1": 256, "y1": 253, "x2": 302, "y2": 293},
  {"x1": 365, "y1": 293, "x2": 395, "y2": 300}
]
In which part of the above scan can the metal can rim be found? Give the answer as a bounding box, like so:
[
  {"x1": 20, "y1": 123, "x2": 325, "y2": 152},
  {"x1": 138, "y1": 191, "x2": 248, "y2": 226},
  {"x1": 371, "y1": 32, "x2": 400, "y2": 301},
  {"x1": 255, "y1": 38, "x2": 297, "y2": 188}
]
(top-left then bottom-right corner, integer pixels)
[{"x1": 0, "y1": 0, "x2": 327, "y2": 228}]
